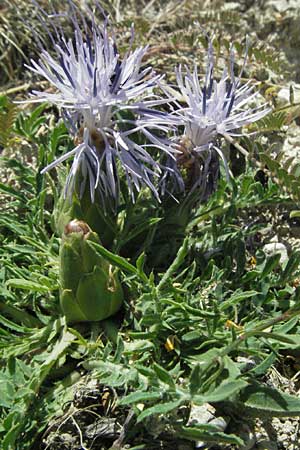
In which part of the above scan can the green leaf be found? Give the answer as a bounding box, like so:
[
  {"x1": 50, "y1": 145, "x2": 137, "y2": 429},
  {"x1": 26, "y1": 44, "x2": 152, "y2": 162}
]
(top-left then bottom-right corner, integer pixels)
[
  {"x1": 6, "y1": 278, "x2": 52, "y2": 293},
  {"x1": 0, "y1": 301, "x2": 40, "y2": 328},
  {"x1": 220, "y1": 290, "x2": 257, "y2": 310},
  {"x1": 157, "y1": 237, "x2": 190, "y2": 291},
  {"x1": 193, "y1": 380, "x2": 248, "y2": 404},
  {"x1": 120, "y1": 217, "x2": 161, "y2": 246},
  {"x1": 249, "y1": 353, "x2": 277, "y2": 376},
  {"x1": 119, "y1": 391, "x2": 162, "y2": 406},
  {"x1": 128, "y1": 331, "x2": 157, "y2": 339},
  {"x1": 40, "y1": 329, "x2": 75, "y2": 369},
  {"x1": 88, "y1": 241, "x2": 148, "y2": 282},
  {"x1": 189, "y1": 364, "x2": 201, "y2": 396},
  {"x1": 136, "y1": 252, "x2": 147, "y2": 280},
  {"x1": 0, "y1": 182, "x2": 25, "y2": 201},
  {"x1": 2, "y1": 419, "x2": 21, "y2": 450},
  {"x1": 236, "y1": 383, "x2": 300, "y2": 417},
  {"x1": 290, "y1": 210, "x2": 300, "y2": 219},
  {"x1": 153, "y1": 362, "x2": 176, "y2": 389},
  {"x1": 137, "y1": 398, "x2": 183, "y2": 423},
  {"x1": 178, "y1": 427, "x2": 243, "y2": 446},
  {"x1": 182, "y1": 331, "x2": 202, "y2": 342},
  {"x1": 280, "y1": 252, "x2": 300, "y2": 283},
  {"x1": 223, "y1": 355, "x2": 241, "y2": 379},
  {"x1": 261, "y1": 254, "x2": 281, "y2": 277},
  {"x1": 0, "y1": 315, "x2": 31, "y2": 333},
  {"x1": 254, "y1": 331, "x2": 300, "y2": 346},
  {"x1": 28, "y1": 102, "x2": 48, "y2": 124},
  {"x1": 124, "y1": 339, "x2": 154, "y2": 354},
  {"x1": 274, "y1": 316, "x2": 298, "y2": 334}
]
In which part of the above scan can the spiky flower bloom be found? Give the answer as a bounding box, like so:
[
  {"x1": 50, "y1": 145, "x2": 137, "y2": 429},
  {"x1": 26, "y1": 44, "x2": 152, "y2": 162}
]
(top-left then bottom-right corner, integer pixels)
[
  {"x1": 26, "y1": 1, "x2": 177, "y2": 204},
  {"x1": 170, "y1": 37, "x2": 271, "y2": 196}
]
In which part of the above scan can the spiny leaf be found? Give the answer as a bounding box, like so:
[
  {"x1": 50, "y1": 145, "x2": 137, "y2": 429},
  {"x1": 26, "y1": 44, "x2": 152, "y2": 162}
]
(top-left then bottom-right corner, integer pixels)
[
  {"x1": 236, "y1": 383, "x2": 300, "y2": 417},
  {"x1": 178, "y1": 426, "x2": 244, "y2": 446}
]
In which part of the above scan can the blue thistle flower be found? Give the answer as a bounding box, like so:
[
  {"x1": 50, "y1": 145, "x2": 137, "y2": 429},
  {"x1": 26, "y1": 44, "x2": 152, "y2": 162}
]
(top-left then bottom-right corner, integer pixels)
[
  {"x1": 26, "y1": 1, "x2": 177, "y2": 204},
  {"x1": 169, "y1": 36, "x2": 271, "y2": 196}
]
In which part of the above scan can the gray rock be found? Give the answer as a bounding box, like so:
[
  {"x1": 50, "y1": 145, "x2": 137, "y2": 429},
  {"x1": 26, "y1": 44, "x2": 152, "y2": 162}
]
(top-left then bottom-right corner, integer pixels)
[
  {"x1": 265, "y1": 0, "x2": 300, "y2": 12},
  {"x1": 262, "y1": 242, "x2": 288, "y2": 264},
  {"x1": 187, "y1": 403, "x2": 216, "y2": 427},
  {"x1": 277, "y1": 84, "x2": 300, "y2": 107}
]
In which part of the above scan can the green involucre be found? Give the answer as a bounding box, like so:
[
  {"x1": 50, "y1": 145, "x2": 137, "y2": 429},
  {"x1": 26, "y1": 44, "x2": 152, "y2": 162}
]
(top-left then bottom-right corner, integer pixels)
[{"x1": 59, "y1": 221, "x2": 123, "y2": 322}]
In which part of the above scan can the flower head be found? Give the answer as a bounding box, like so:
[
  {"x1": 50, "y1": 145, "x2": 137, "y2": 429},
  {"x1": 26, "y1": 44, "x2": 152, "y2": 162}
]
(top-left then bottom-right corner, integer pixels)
[
  {"x1": 27, "y1": 1, "x2": 177, "y2": 205},
  {"x1": 175, "y1": 37, "x2": 270, "y2": 145},
  {"x1": 169, "y1": 36, "x2": 271, "y2": 196}
]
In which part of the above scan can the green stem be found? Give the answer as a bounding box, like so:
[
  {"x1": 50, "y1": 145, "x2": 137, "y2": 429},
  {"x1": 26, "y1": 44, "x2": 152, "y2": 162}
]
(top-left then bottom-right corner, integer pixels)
[{"x1": 157, "y1": 237, "x2": 190, "y2": 292}]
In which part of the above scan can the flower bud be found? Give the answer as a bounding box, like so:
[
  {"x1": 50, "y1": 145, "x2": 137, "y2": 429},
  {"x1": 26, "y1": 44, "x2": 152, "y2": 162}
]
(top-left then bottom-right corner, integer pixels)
[{"x1": 59, "y1": 220, "x2": 123, "y2": 323}]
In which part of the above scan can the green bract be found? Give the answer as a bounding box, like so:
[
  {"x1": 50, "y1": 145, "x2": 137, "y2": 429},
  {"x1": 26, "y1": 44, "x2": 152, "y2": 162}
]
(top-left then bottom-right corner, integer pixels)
[
  {"x1": 53, "y1": 184, "x2": 115, "y2": 247},
  {"x1": 59, "y1": 220, "x2": 123, "y2": 323}
]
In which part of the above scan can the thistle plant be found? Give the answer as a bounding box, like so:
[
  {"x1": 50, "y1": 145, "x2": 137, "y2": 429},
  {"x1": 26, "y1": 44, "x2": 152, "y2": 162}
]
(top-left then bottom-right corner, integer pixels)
[
  {"x1": 150, "y1": 37, "x2": 271, "y2": 268},
  {"x1": 5, "y1": 1, "x2": 300, "y2": 449}
]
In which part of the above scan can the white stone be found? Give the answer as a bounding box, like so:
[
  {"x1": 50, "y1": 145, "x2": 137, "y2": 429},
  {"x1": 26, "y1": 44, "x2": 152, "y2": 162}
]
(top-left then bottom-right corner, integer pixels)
[
  {"x1": 277, "y1": 84, "x2": 300, "y2": 107},
  {"x1": 262, "y1": 242, "x2": 289, "y2": 264}
]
